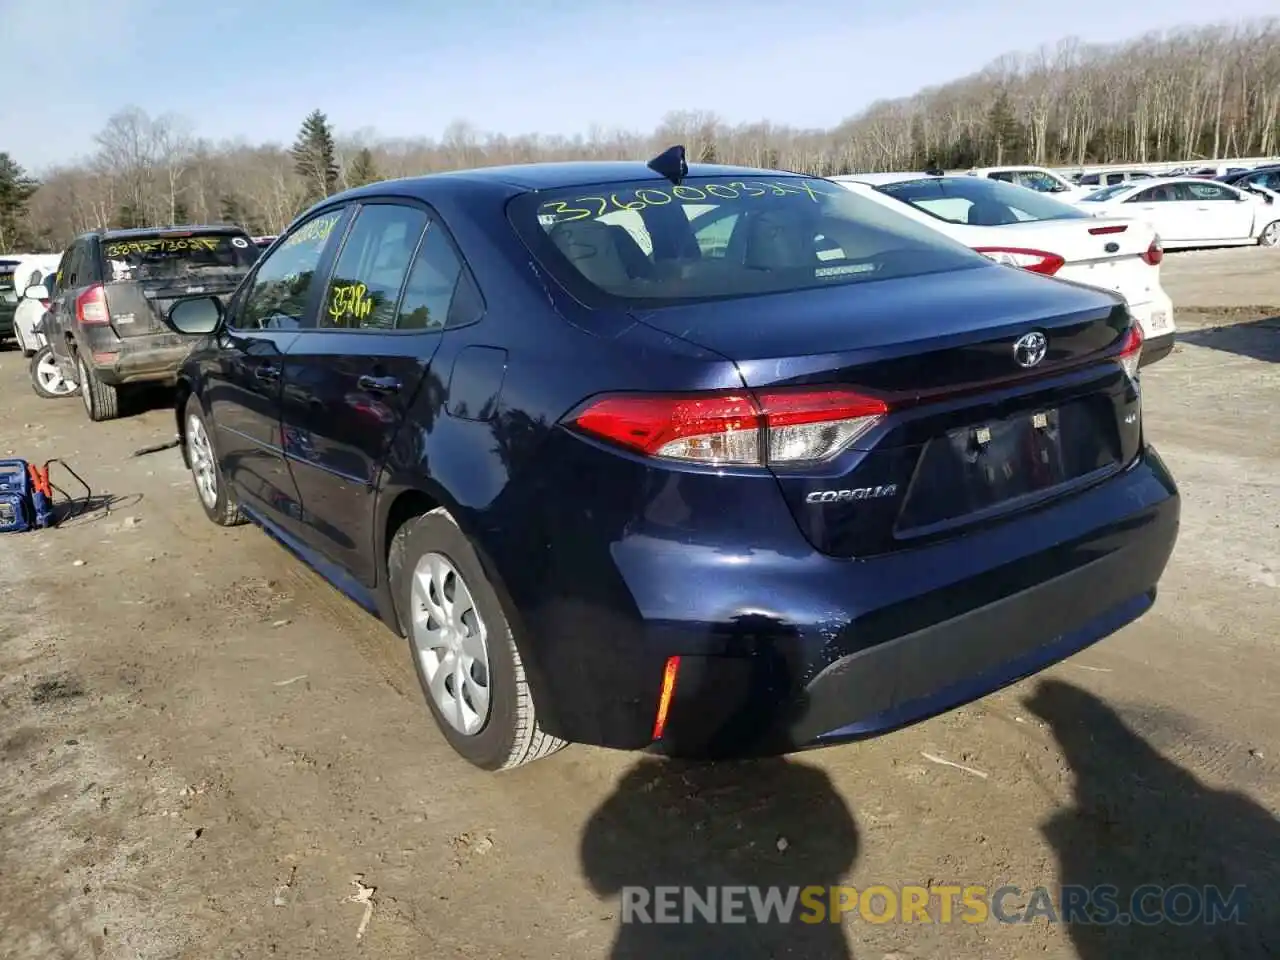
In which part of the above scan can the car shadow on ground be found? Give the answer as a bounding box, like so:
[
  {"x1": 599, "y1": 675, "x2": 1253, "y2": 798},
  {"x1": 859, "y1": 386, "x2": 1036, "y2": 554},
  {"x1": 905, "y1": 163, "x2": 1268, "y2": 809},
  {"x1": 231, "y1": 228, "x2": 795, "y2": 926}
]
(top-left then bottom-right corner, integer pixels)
[
  {"x1": 1025, "y1": 678, "x2": 1280, "y2": 958},
  {"x1": 1175, "y1": 315, "x2": 1280, "y2": 363},
  {"x1": 120, "y1": 384, "x2": 179, "y2": 418},
  {"x1": 580, "y1": 753, "x2": 858, "y2": 959}
]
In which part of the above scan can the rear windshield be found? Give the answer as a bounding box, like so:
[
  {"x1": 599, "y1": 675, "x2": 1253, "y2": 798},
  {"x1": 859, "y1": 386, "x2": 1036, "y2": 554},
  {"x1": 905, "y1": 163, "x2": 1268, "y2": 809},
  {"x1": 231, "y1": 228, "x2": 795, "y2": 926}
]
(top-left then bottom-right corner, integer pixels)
[
  {"x1": 100, "y1": 232, "x2": 258, "y2": 283},
  {"x1": 875, "y1": 176, "x2": 1089, "y2": 226},
  {"x1": 0, "y1": 263, "x2": 16, "y2": 292},
  {"x1": 509, "y1": 176, "x2": 985, "y2": 307}
]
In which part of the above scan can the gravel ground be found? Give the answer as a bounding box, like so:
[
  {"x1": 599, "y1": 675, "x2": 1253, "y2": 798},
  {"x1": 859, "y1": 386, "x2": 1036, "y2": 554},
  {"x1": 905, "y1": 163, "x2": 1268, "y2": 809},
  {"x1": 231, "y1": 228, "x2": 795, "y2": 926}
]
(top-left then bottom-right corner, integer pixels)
[{"x1": 1, "y1": 246, "x2": 1277, "y2": 960}]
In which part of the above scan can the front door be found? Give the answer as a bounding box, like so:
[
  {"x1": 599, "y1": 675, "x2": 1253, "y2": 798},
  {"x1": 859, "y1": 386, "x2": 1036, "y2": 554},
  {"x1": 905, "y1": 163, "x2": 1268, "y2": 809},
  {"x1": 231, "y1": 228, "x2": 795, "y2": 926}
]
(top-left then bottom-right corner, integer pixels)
[
  {"x1": 1181, "y1": 181, "x2": 1256, "y2": 241},
  {"x1": 207, "y1": 206, "x2": 350, "y2": 527},
  {"x1": 281, "y1": 200, "x2": 482, "y2": 585}
]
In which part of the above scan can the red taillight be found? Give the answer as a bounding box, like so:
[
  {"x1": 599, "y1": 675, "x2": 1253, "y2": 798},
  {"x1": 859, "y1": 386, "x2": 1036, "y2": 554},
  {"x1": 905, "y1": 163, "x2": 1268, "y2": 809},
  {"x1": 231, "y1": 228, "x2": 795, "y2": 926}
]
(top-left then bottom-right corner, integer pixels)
[
  {"x1": 651, "y1": 655, "x2": 681, "y2": 741},
  {"x1": 75, "y1": 284, "x2": 109, "y2": 325},
  {"x1": 973, "y1": 247, "x2": 1066, "y2": 276},
  {"x1": 1118, "y1": 322, "x2": 1144, "y2": 379},
  {"x1": 570, "y1": 387, "x2": 890, "y2": 465},
  {"x1": 1088, "y1": 224, "x2": 1129, "y2": 235},
  {"x1": 39, "y1": 299, "x2": 50, "y2": 309},
  {"x1": 1140, "y1": 237, "x2": 1163, "y2": 266}
]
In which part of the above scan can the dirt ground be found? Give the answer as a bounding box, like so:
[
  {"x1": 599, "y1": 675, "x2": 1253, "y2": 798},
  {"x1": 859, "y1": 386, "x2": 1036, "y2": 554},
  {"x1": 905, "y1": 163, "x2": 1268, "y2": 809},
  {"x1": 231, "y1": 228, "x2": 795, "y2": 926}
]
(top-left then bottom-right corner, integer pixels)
[{"x1": 1, "y1": 248, "x2": 1277, "y2": 960}]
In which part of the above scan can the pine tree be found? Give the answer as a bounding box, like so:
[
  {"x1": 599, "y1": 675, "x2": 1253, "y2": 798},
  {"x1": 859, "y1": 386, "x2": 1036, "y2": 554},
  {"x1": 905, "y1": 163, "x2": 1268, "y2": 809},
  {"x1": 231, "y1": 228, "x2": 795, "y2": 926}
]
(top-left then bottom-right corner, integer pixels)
[
  {"x1": 116, "y1": 200, "x2": 145, "y2": 229},
  {"x1": 986, "y1": 92, "x2": 1025, "y2": 166},
  {"x1": 0, "y1": 153, "x2": 38, "y2": 252},
  {"x1": 291, "y1": 109, "x2": 339, "y2": 204},
  {"x1": 347, "y1": 148, "x2": 379, "y2": 188},
  {"x1": 220, "y1": 194, "x2": 244, "y2": 228}
]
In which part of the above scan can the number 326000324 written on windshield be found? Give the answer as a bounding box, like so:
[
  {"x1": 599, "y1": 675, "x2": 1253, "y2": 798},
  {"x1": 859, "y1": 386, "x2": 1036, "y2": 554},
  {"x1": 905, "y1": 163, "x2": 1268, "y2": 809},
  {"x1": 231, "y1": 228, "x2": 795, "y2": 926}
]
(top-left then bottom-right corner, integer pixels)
[{"x1": 536, "y1": 180, "x2": 842, "y2": 225}]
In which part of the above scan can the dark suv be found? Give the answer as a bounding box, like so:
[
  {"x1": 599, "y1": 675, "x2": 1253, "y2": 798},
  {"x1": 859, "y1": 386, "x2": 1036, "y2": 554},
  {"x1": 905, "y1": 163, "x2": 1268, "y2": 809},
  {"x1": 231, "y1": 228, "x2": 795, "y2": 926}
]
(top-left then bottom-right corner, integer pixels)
[{"x1": 46, "y1": 225, "x2": 259, "y2": 421}]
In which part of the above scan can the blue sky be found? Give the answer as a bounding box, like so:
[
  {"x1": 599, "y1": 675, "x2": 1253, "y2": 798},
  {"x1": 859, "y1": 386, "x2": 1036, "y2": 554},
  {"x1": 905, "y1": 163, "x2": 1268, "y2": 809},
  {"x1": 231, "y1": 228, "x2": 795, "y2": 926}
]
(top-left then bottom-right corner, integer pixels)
[{"x1": 3, "y1": 0, "x2": 1275, "y2": 173}]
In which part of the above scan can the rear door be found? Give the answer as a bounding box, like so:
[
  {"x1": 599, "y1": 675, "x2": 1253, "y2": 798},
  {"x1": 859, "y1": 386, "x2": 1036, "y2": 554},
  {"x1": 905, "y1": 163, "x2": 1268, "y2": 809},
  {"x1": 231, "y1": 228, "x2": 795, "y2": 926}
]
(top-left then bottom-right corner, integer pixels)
[
  {"x1": 99, "y1": 230, "x2": 259, "y2": 339},
  {"x1": 1122, "y1": 185, "x2": 1189, "y2": 241},
  {"x1": 46, "y1": 243, "x2": 89, "y2": 377},
  {"x1": 205, "y1": 207, "x2": 351, "y2": 530},
  {"x1": 281, "y1": 200, "x2": 480, "y2": 584}
]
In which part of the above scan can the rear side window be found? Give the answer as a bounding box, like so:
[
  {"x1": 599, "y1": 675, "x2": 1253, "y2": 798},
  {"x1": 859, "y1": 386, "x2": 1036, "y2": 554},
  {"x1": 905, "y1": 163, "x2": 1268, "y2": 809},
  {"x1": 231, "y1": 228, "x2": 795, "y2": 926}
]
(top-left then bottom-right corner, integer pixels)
[
  {"x1": 509, "y1": 176, "x2": 984, "y2": 308},
  {"x1": 875, "y1": 177, "x2": 1087, "y2": 226},
  {"x1": 320, "y1": 204, "x2": 428, "y2": 330},
  {"x1": 396, "y1": 222, "x2": 482, "y2": 331},
  {"x1": 101, "y1": 231, "x2": 259, "y2": 283},
  {"x1": 0, "y1": 261, "x2": 15, "y2": 295}
]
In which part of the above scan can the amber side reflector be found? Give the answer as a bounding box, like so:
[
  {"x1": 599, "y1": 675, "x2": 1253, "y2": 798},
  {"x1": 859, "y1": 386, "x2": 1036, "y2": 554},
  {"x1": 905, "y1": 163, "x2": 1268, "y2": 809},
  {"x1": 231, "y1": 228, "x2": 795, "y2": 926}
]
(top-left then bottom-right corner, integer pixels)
[{"x1": 651, "y1": 656, "x2": 682, "y2": 740}]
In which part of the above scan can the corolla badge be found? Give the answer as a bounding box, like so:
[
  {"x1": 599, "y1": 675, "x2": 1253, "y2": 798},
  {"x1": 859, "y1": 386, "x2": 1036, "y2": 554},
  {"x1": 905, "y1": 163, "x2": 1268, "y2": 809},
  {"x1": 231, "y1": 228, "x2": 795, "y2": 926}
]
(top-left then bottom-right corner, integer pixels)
[
  {"x1": 806, "y1": 485, "x2": 898, "y2": 504},
  {"x1": 1012, "y1": 330, "x2": 1048, "y2": 368}
]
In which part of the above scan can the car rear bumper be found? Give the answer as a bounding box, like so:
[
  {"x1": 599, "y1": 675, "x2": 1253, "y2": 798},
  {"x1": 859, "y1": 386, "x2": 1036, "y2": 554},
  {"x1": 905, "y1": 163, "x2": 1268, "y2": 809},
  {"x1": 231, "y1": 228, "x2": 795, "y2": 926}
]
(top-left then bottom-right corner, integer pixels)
[
  {"x1": 516, "y1": 444, "x2": 1179, "y2": 756},
  {"x1": 86, "y1": 332, "x2": 196, "y2": 386},
  {"x1": 1141, "y1": 331, "x2": 1175, "y2": 367}
]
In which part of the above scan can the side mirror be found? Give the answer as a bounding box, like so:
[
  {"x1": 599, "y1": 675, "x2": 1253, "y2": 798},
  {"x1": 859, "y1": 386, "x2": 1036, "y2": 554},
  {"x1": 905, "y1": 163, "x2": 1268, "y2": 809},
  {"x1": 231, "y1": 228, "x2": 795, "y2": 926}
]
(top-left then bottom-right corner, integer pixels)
[
  {"x1": 167, "y1": 295, "x2": 223, "y2": 335},
  {"x1": 23, "y1": 284, "x2": 49, "y2": 300}
]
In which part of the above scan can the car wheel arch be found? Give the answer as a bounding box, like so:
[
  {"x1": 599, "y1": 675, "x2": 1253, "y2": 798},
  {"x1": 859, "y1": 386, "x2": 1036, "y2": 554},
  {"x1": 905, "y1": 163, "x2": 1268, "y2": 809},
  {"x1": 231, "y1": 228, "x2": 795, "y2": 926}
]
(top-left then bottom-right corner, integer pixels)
[{"x1": 375, "y1": 479, "x2": 563, "y2": 736}]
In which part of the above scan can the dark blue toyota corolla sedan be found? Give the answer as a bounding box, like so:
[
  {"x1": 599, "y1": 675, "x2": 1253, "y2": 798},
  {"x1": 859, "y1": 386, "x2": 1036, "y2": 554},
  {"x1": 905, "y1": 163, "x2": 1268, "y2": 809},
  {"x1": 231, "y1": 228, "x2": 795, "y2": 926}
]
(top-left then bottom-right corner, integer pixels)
[{"x1": 164, "y1": 148, "x2": 1179, "y2": 770}]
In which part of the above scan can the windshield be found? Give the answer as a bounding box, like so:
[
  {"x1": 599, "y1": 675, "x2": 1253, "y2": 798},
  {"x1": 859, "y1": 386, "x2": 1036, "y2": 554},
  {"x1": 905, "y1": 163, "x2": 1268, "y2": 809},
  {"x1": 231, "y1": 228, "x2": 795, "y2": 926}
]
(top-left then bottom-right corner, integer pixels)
[
  {"x1": 1080, "y1": 184, "x2": 1134, "y2": 202},
  {"x1": 100, "y1": 232, "x2": 258, "y2": 283},
  {"x1": 874, "y1": 177, "x2": 1088, "y2": 225},
  {"x1": 509, "y1": 176, "x2": 986, "y2": 307}
]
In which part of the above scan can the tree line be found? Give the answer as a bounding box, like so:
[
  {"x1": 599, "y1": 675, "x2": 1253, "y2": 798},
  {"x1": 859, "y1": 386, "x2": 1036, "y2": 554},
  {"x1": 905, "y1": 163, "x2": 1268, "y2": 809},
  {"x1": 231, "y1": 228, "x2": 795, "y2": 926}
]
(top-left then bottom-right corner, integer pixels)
[{"x1": 2, "y1": 18, "x2": 1278, "y2": 252}]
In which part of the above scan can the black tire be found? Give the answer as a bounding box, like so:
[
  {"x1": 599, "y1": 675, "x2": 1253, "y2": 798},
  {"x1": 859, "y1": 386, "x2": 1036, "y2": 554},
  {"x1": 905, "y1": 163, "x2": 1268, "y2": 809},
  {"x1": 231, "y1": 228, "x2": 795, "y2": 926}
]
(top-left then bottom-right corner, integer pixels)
[
  {"x1": 390, "y1": 507, "x2": 566, "y2": 771},
  {"x1": 184, "y1": 394, "x2": 245, "y2": 527},
  {"x1": 76, "y1": 354, "x2": 120, "y2": 422},
  {"x1": 29, "y1": 345, "x2": 78, "y2": 400}
]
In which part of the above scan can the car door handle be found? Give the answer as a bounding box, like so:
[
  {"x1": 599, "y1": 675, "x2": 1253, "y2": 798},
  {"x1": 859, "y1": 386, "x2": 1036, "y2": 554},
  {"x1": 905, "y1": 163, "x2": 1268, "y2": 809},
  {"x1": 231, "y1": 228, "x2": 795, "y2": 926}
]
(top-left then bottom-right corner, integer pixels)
[
  {"x1": 255, "y1": 365, "x2": 280, "y2": 382},
  {"x1": 358, "y1": 374, "x2": 402, "y2": 394}
]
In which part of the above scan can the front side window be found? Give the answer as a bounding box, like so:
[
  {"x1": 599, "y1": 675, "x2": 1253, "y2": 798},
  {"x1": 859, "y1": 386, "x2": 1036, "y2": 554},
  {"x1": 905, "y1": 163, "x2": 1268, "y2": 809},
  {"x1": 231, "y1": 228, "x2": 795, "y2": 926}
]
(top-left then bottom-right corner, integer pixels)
[
  {"x1": 875, "y1": 177, "x2": 1088, "y2": 226},
  {"x1": 321, "y1": 204, "x2": 428, "y2": 330},
  {"x1": 1186, "y1": 183, "x2": 1236, "y2": 202},
  {"x1": 510, "y1": 176, "x2": 984, "y2": 308},
  {"x1": 237, "y1": 209, "x2": 346, "y2": 331}
]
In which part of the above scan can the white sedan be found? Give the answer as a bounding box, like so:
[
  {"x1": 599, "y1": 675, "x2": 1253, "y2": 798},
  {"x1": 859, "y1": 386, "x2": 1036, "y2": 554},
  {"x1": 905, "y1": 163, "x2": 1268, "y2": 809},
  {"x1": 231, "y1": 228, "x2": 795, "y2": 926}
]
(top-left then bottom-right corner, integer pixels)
[
  {"x1": 831, "y1": 172, "x2": 1176, "y2": 366},
  {"x1": 1077, "y1": 177, "x2": 1280, "y2": 248}
]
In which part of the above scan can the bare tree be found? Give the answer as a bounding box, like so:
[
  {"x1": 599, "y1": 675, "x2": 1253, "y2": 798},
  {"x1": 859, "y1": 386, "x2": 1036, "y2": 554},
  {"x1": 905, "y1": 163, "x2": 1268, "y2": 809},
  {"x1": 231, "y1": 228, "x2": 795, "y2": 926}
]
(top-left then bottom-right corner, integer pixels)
[{"x1": 15, "y1": 16, "x2": 1280, "y2": 252}]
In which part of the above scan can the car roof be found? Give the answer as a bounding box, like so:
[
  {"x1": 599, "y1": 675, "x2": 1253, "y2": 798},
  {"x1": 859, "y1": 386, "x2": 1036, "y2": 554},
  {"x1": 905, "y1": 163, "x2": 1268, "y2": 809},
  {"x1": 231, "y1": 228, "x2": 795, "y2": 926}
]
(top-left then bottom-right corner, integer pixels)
[
  {"x1": 332, "y1": 160, "x2": 800, "y2": 203},
  {"x1": 97, "y1": 224, "x2": 249, "y2": 240},
  {"x1": 970, "y1": 165, "x2": 1059, "y2": 173},
  {"x1": 831, "y1": 171, "x2": 941, "y2": 186},
  {"x1": 1087, "y1": 176, "x2": 1239, "y2": 195}
]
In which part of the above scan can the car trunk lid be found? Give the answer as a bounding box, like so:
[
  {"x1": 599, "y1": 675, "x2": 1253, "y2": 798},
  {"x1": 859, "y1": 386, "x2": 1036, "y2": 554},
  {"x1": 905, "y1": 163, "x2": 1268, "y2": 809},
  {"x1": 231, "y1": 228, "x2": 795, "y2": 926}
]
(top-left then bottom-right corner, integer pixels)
[{"x1": 631, "y1": 264, "x2": 1144, "y2": 558}]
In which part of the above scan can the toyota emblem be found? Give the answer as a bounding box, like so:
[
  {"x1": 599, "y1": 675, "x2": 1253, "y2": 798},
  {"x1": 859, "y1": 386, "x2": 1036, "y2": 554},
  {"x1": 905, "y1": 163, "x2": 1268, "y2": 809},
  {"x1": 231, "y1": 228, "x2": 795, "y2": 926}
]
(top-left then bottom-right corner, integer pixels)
[{"x1": 1013, "y1": 331, "x2": 1048, "y2": 368}]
